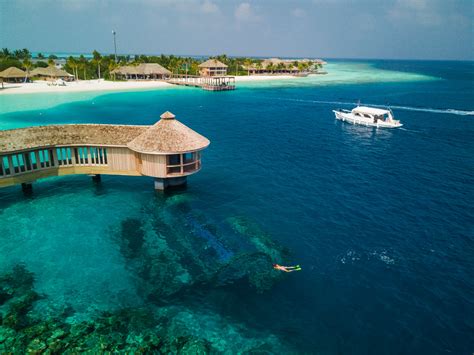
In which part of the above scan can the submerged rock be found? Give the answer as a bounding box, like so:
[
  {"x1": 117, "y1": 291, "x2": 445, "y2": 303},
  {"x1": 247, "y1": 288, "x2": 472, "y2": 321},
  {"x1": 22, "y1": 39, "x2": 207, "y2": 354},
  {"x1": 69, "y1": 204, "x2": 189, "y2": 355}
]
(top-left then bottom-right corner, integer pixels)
[{"x1": 0, "y1": 198, "x2": 295, "y2": 353}]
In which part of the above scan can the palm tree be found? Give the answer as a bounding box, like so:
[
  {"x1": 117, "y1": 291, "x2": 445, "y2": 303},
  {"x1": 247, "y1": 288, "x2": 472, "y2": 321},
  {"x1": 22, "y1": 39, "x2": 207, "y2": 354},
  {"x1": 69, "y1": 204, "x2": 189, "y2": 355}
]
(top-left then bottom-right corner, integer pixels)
[
  {"x1": 256, "y1": 61, "x2": 263, "y2": 74},
  {"x1": 276, "y1": 63, "x2": 285, "y2": 74},
  {"x1": 1, "y1": 48, "x2": 11, "y2": 59},
  {"x1": 92, "y1": 50, "x2": 102, "y2": 79},
  {"x1": 22, "y1": 58, "x2": 32, "y2": 82},
  {"x1": 79, "y1": 55, "x2": 88, "y2": 80},
  {"x1": 297, "y1": 62, "x2": 305, "y2": 73},
  {"x1": 108, "y1": 61, "x2": 118, "y2": 81},
  {"x1": 67, "y1": 56, "x2": 79, "y2": 81},
  {"x1": 267, "y1": 63, "x2": 275, "y2": 74},
  {"x1": 243, "y1": 59, "x2": 252, "y2": 76}
]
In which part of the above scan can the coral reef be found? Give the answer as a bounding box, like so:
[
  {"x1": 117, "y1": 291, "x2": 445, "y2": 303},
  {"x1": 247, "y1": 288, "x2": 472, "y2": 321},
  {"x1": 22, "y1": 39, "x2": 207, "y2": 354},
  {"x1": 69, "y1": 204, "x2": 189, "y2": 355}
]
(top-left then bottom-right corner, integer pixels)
[{"x1": 0, "y1": 194, "x2": 295, "y2": 353}]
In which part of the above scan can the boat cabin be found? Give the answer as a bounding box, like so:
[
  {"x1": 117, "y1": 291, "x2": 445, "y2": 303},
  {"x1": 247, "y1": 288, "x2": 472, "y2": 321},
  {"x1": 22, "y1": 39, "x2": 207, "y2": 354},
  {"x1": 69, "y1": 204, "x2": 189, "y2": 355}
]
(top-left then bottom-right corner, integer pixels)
[{"x1": 352, "y1": 106, "x2": 394, "y2": 123}]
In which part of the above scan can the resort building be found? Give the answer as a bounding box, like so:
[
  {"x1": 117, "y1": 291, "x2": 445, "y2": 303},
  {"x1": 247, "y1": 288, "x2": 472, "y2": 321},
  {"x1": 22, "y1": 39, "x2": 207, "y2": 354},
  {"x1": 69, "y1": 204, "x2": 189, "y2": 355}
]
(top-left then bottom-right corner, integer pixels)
[
  {"x1": 198, "y1": 59, "x2": 228, "y2": 77},
  {"x1": 111, "y1": 63, "x2": 171, "y2": 80},
  {"x1": 244, "y1": 58, "x2": 326, "y2": 75},
  {"x1": 0, "y1": 111, "x2": 210, "y2": 191},
  {"x1": 30, "y1": 65, "x2": 74, "y2": 81},
  {"x1": 0, "y1": 67, "x2": 27, "y2": 83}
]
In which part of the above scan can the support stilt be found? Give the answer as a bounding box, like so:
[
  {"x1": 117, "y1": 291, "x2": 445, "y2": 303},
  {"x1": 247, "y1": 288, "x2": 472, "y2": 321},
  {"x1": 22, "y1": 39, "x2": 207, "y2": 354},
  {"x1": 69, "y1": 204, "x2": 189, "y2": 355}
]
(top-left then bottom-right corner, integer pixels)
[
  {"x1": 91, "y1": 174, "x2": 101, "y2": 183},
  {"x1": 21, "y1": 183, "x2": 33, "y2": 195},
  {"x1": 154, "y1": 176, "x2": 187, "y2": 191}
]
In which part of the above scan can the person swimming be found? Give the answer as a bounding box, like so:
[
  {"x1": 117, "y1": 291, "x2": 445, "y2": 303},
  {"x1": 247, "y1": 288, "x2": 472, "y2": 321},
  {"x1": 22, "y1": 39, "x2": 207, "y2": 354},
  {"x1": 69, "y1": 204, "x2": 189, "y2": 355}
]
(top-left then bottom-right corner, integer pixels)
[{"x1": 273, "y1": 264, "x2": 302, "y2": 272}]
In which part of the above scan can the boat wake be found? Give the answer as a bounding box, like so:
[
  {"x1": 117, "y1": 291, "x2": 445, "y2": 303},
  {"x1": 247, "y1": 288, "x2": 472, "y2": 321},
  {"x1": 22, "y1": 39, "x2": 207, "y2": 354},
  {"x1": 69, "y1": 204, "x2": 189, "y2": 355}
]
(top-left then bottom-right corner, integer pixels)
[{"x1": 272, "y1": 97, "x2": 474, "y2": 116}]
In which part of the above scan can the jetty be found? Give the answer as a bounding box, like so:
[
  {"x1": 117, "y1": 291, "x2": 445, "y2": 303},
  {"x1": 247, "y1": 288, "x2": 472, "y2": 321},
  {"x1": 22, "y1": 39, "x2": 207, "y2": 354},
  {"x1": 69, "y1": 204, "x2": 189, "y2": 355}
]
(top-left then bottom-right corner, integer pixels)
[
  {"x1": 167, "y1": 74, "x2": 235, "y2": 91},
  {"x1": 0, "y1": 111, "x2": 210, "y2": 192}
]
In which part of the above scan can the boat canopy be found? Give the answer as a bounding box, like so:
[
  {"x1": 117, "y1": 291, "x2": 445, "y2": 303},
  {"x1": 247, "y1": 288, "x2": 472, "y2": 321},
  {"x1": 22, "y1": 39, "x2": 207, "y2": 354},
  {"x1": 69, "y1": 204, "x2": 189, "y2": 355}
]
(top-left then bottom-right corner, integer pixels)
[{"x1": 352, "y1": 106, "x2": 391, "y2": 116}]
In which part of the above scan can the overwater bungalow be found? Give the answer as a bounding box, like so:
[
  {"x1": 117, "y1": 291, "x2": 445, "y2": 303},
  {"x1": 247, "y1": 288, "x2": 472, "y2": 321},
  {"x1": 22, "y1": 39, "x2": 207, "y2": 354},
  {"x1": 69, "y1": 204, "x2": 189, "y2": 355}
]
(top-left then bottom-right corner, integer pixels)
[
  {"x1": 0, "y1": 67, "x2": 27, "y2": 83},
  {"x1": 198, "y1": 59, "x2": 228, "y2": 77},
  {"x1": 30, "y1": 65, "x2": 74, "y2": 81},
  {"x1": 0, "y1": 111, "x2": 210, "y2": 191},
  {"x1": 111, "y1": 63, "x2": 171, "y2": 80}
]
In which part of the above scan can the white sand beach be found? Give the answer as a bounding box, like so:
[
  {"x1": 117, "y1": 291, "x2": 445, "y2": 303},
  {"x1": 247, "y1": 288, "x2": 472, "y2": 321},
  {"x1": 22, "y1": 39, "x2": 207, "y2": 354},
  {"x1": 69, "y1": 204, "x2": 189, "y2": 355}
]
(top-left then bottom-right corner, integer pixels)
[
  {"x1": 235, "y1": 75, "x2": 295, "y2": 82},
  {"x1": 0, "y1": 75, "x2": 299, "y2": 95},
  {"x1": 0, "y1": 79, "x2": 172, "y2": 95}
]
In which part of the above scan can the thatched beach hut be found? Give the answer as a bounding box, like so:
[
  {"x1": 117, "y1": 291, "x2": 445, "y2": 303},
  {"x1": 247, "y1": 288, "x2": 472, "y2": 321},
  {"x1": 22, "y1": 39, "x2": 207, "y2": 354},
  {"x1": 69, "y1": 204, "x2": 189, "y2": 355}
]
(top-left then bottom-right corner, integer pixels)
[
  {"x1": 0, "y1": 67, "x2": 27, "y2": 83},
  {"x1": 198, "y1": 59, "x2": 228, "y2": 77},
  {"x1": 30, "y1": 65, "x2": 74, "y2": 81},
  {"x1": 111, "y1": 63, "x2": 171, "y2": 80}
]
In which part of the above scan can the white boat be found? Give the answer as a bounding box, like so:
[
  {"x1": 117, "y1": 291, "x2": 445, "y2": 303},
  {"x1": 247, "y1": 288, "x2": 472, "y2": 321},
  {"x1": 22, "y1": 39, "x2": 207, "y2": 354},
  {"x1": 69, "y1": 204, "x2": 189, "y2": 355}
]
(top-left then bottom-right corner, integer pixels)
[{"x1": 333, "y1": 106, "x2": 402, "y2": 128}]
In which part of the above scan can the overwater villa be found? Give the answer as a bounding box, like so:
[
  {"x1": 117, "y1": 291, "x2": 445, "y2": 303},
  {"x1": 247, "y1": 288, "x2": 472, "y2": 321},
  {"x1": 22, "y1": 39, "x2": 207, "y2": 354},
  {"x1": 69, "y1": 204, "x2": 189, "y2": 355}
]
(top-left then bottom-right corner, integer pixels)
[
  {"x1": 198, "y1": 59, "x2": 228, "y2": 76},
  {"x1": 30, "y1": 65, "x2": 74, "y2": 81},
  {"x1": 0, "y1": 67, "x2": 27, "y2": 83},
  {"x1": 111, "y1": 63, "x2": 172, "y2": 80},
  {"x1": 0, "y1": 111, "x2": 210, "y2": 191}
]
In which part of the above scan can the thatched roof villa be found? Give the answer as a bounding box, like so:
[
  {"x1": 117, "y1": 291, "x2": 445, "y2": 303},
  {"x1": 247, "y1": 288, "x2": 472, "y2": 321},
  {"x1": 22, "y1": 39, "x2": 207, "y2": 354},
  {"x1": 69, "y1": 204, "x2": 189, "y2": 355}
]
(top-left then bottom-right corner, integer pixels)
[
  {"x1": 198, "y1": 59, "x2": 228, "y2": 77},
  {"x1": 0, "y1": 111, "x2": 210, "y2": 191},
  {"x1": 0, "y1": 67, "x2": 27, "y2": 83},
  {"x1": 111, "y1": 63, "x2": 172, "y2": 80},
  {"x1": 244, "y1": 58, "x2": 325, "y2": 75},
  {"x1": 30, "y1": 65, "x2": 74, "y2": 80}
]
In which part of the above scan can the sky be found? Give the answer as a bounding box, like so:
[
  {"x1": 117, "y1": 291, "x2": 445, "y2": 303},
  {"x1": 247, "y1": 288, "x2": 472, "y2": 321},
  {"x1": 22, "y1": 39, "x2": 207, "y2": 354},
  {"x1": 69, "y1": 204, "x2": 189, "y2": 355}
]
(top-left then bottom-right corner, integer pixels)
[{"x1": 1, "y1": 0, "x2": 473, "y2": 60}]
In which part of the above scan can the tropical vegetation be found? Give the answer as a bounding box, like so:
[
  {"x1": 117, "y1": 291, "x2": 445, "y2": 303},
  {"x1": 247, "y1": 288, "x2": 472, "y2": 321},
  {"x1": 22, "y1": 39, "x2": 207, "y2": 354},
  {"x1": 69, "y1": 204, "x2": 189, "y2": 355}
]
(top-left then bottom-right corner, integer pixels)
[{"x1": 1, "y1": 48, "x2": 323, "y2": 80}]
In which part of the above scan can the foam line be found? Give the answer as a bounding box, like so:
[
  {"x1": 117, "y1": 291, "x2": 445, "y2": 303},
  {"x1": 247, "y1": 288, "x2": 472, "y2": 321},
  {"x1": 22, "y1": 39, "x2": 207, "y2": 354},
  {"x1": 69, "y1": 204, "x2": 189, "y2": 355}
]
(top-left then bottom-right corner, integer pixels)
[{"x1": 272, "y1": 97, "x2": 474, "y2": 116}]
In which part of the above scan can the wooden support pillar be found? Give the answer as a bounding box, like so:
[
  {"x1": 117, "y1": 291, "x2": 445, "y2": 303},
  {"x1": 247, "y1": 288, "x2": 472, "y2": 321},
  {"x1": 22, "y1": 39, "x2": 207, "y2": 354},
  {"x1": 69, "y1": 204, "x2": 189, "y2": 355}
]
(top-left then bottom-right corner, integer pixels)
[
  {"x1": 21, "y1": 182, "x2": 33, "y2": 195},
  {"x1": 24, "y1": 152, "x2": 32, "y2": 171},
  {"x1": 154, "y1": 176, "x2": 187, "y2": 191}
]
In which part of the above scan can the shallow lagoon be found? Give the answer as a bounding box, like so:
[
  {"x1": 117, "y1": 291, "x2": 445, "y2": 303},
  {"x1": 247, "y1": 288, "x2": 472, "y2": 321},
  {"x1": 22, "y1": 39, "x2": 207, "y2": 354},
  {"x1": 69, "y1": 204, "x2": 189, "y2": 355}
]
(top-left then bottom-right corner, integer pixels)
[{"x1": 0, "y1": 60, "x2": 473, "y2": 353}]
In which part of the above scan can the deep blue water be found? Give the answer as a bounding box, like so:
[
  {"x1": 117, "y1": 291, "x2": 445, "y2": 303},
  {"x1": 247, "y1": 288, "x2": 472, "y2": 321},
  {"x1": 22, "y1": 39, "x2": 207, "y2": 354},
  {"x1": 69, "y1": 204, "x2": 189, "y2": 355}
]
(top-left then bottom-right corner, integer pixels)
[{"x1": 1, "y1": 60, "x2": 473, "y2": 353}]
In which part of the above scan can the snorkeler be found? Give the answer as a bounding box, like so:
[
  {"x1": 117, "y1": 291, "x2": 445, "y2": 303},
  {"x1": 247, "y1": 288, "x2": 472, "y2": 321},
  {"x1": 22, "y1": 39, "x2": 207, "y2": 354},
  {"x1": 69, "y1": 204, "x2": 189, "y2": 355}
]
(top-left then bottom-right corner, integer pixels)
[{"x1": 273, "y1": 264, "x2": 302, "y2": 272}]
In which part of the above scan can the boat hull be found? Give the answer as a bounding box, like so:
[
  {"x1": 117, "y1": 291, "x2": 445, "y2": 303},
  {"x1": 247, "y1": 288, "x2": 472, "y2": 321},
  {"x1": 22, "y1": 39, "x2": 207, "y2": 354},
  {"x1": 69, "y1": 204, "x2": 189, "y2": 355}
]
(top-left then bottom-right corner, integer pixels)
[{"x1": 333, "y1": 110, "x2": 402, "y2": 128}]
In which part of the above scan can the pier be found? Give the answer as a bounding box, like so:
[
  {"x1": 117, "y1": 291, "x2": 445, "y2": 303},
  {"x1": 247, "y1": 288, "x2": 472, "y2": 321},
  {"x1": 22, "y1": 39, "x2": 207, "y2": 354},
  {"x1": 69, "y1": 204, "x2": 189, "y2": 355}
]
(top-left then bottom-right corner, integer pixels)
[
  {"x1": 0, "y1": 111, "x2": 210, "y2": 192},
  {"x1": 167, "y1": 74, "x2": 235, "y2": 91}
]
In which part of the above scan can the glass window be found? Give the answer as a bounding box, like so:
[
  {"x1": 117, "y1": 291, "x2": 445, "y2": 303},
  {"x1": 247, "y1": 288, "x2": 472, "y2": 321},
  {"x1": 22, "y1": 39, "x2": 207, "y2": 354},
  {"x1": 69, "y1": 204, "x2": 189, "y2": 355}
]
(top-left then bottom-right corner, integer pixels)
[
  {"x1": 3, "y1": 157, "x2": 9, "y2": 173},
  {"x1": 167, "y1": 154, "x2": 181, "y2": 165},
  {"x1": 167, "y1": 166, "x2": 181, "y2": 174},
  {"x1": 30, "y1": 151, "x2": 37, "y2": 169},
  {"x1": 103, "y1": 148, "x2": 108, "y2": 164},
  {"x1": 183, "y1": 163, "x2": 196, "y2": 173},
  {"x1": 1, "y1": 156, "x2": 9, "y2": 175},
  {"x1": 183, "y1": 152, "x2": 195, "y2": 164}
]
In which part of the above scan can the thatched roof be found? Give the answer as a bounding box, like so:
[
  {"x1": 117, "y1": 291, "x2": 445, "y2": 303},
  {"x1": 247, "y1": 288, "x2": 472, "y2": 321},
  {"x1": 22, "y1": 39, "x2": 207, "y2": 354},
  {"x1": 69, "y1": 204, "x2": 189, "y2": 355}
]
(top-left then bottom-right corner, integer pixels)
[
  {"x1": 137, "y1": 63, "x2": 171, "y2": 75},
  {"x1": 198, "y1": 59, "x2": 228, "y2": 68},
  {"x1": 0, "y1": 125, "x2": 148, "y2": 153},
  {"x1": 30, "y1": 66, "x2": 73, "y2": 78},
  {"x1": 0, "y1": 112, "x2": 210, "y2": 155},
  {"x1": 110, "y1": 65, "x2": 139, "y2": 75},
  {"x1": 0, "y1": 67, "x2": 26, "y2": 78},
  {"x1": 127, "y1": 111, "x2": 210, "y2": 154},
  {"x1": 111, "y1": 63, "x2": 171, "y2": 75}
]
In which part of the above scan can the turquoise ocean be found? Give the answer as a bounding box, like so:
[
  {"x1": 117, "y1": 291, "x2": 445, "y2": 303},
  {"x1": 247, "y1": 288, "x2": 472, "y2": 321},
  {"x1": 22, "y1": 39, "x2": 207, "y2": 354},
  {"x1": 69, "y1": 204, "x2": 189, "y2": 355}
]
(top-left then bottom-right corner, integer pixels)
[{"x1": 0, "y1": 60, "x2": 473, "y2": 353}]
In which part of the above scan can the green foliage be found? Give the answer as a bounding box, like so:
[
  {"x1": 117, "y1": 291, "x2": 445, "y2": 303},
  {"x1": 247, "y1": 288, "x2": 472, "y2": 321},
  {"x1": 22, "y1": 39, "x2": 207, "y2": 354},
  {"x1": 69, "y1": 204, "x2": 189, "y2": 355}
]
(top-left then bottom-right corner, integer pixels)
[
  {"x1": 0, "y1": 47, "x2": 322, "y2": 80},
  {"x1": 0, "y1": 58, "x2": 22, "y2": 71},
  {"x1": 35, "y1": 61, "x2": 48, "y2": 68}
]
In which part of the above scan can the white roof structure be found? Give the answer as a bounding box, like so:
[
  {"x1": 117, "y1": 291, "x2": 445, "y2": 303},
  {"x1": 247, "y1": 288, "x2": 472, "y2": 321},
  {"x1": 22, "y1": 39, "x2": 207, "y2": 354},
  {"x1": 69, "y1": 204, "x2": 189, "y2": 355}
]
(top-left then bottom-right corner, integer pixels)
[{"x1": 352, "y1": 106, "x2": 390, "y2": 115}]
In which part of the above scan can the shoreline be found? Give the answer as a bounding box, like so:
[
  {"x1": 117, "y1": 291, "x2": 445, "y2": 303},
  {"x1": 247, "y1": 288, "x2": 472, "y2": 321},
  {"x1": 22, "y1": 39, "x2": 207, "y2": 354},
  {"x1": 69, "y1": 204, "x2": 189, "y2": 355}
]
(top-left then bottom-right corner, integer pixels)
[{"x1": 0, "y1": 75, "x2": 298, "y2": 96}]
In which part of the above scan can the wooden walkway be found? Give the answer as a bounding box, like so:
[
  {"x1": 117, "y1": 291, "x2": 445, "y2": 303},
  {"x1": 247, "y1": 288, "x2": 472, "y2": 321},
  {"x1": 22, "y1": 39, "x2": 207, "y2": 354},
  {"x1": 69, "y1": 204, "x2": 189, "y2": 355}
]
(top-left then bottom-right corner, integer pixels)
[
  {"x1": 167, "y1": 74, "x2": 235, "y2": 91},
  {"x1": 0, "y1": 112, "x2": 210, "y2": 191}
]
